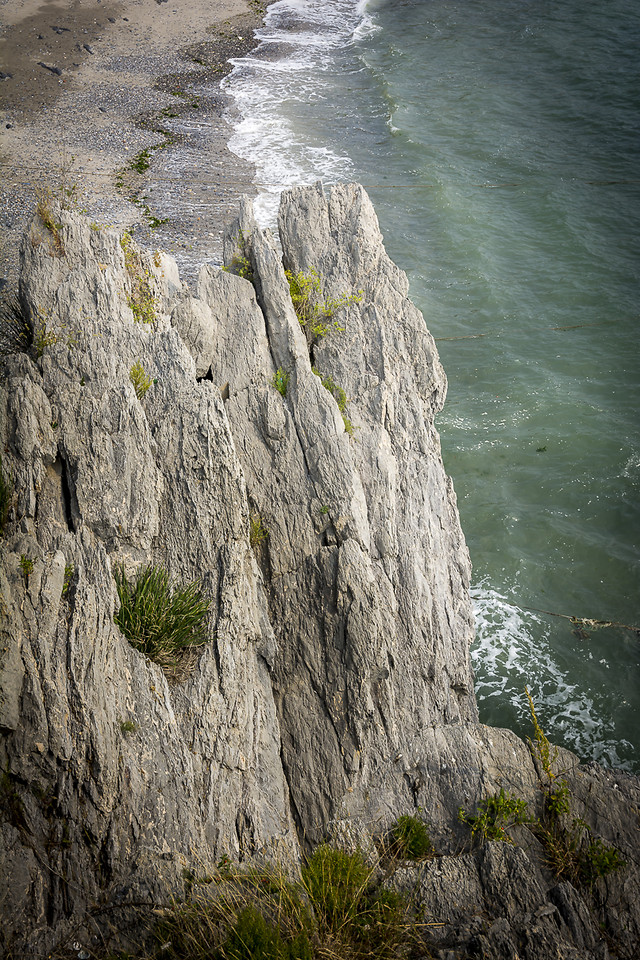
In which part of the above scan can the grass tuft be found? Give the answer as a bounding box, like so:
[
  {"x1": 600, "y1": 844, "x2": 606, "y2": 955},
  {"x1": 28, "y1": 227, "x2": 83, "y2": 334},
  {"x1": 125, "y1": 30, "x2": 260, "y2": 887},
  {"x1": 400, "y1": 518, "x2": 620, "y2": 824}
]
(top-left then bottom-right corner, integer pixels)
[
  {"x1": 271, "y1": 368, "x2": 290, "y2": 398},
  {"x1": 155, "y1": 865, "x2": 314, "y2": 960},
  {"x1": 113, "y1": 563, "x2": 211, "y2": 679},
  {"x1": 302, "y1": 844, "x2": 370, "y2": 934},
  {"x1": 249, "y1": 514, "x2": 269, "y2": 548},
  {"x1": 152, "y1": 849, "x2": 416, "y2": 960},
  {"x1": 129, "y1": 360, "x2": 154, "y2": 400},
  {"x1": 390, "y1": 815, "x2": 432, "y2": 860},
  {"x1": 302, "y1": 845, "x2": 409, "y2": 957}
]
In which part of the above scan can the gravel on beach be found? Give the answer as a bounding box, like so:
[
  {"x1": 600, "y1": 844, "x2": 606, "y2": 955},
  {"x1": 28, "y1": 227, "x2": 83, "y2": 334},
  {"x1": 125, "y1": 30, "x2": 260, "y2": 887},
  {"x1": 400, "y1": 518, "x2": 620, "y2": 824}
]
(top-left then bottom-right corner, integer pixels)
[{"x1": 0, "y1": 0, "x2": 266, "y2": 290}]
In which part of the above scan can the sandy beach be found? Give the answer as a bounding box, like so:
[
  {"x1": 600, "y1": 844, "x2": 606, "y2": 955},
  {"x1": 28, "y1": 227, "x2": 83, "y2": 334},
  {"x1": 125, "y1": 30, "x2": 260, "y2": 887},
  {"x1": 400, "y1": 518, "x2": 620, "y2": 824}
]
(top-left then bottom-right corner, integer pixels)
[{"x1": 0, "y1": 0, "x2": 265, "y2": 288}]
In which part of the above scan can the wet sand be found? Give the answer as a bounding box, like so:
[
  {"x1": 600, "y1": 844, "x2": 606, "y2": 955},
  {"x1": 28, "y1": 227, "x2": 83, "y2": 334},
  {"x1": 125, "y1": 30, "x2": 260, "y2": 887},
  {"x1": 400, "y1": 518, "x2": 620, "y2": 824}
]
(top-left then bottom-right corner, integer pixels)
[{"x1": 0, "y1": 0, "x2": 265, "y2": 288}]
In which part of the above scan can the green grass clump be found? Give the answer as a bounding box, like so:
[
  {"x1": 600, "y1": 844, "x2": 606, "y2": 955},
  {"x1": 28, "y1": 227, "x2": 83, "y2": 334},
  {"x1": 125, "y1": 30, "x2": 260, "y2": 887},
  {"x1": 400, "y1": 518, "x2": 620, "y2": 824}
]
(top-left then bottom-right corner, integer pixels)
[
  {"x1": 153, "y1": 849, "x2": 412, "y2": 960},
  {"x1": 249, "y1": 514, "x2": 269, "y2": 548},
  {"x1": 302, "y1": 845, "x2": 371, "y2": 934},
  {"x1": 391, "y1": 815, "x2": 432, "y2": 860},
  {"x1": 0, "y1": 456, "x2": 13, "y2": 536},
  {"x1": 155, "y1": 866, "x2": 314, "y2": 960},
  {"x1": 271, "y1": 368, "x2": 290, "y2": 397},
  {"x1": 302, "y1": 845, "x2": 407, "y2": 956},
  {"x1": 113, "y1": 564, "x2": 211, "y2": 678},
  {"x1": 224, "y1": 906, "x2": 312, "y2": 960},
  {"x1": 129, "y1": 149, "x2": 153, "y2": 174},
  {"x1": 129, "y1": 360, "x2": 154, "y2": 400}
]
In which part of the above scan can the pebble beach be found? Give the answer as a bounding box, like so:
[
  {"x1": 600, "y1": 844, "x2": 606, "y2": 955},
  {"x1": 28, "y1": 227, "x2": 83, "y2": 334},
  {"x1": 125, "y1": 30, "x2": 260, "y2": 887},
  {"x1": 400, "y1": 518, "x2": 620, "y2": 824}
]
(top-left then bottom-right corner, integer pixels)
[{"x1": 0, "y1": 0, "x2": 265, "y2": 289}]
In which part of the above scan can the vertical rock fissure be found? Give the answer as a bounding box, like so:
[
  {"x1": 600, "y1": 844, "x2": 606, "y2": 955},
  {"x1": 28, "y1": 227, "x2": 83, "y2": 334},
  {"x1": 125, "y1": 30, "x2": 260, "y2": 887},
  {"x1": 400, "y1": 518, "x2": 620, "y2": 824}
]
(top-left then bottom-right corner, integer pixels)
[{"x1": 58, "y1": 450, "x2": 76, "y2": 533}]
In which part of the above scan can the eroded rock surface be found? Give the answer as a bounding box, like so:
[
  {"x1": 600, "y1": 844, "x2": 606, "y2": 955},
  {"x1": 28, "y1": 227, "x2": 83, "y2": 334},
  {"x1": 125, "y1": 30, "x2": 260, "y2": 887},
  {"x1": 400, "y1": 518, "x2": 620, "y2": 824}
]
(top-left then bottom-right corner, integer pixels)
[
  {"x1": 0, "y1": 211, "x2": 296, "y2": 954},
  {"x1": 0, "y1": 186, "x2": 638, "y2": 958}
]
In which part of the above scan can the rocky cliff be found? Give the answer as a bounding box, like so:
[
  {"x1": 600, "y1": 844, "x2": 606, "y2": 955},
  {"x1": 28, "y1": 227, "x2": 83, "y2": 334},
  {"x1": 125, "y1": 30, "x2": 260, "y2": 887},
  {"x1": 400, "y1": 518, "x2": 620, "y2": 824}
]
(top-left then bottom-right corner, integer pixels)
[{"x1": 0, "y1": 184, "x2": 638, "y2": 958}]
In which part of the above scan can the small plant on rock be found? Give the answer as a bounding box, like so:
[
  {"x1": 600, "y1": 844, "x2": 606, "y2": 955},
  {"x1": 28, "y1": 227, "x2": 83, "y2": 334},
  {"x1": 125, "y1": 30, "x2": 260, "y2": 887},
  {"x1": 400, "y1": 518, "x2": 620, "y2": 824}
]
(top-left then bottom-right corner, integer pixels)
[
  {"x1": 286, "y1": 267, "x2": 362, "y2": 346},
  {"x1": 121, "y1": 231, "x2": 157, "y2": 324},
  {"x1": 526, "y1": 688, "x2": 626, "y2": 886},
  {"x1": 35, "y1": 188, "x2": 64, "y2": 255},
  {"x1": 544, "y1": 781, "x2": 571, "y2": 821},
  {"x1": 62, "y1": 563, "x2": 74, "y2": 598},
  {"x1": 390, "y1": 814, "x2": 432, "y2": 860},
  {"x1": 458, "y1": 787, "x2": 530, "y2": 844},
  {"x1": 581, "y1": 836, "x2": 626, "y2": 883},
  {"x1": 129, "y1": 360, "x2": 154, "y2": 400},
  {"x1": 312, "y1": 366, "x2": 355, "y2": 437},
  {"x1": 19, "y1": 554, "x2": 34, "y2": 584},
  {"x1": 249, "y1": 514, "x2": 269, "y2": 548},
  {"x1": 129, "y1": 148, "x2": 153, "y2": 174},
  {"x1": 113, "y1": 563, "x2": 211, "y2": 678},
  {"x1": 33, "y1": 310, "x2": 68, "y2": 358},
  {"x1": 271, "y1": 368, "x2": 290, "y2": 397},
  {"x1": 223, "y1": 229, "x2": 254, "y2": 283},
  {"x1": 526, "y1": 686, "x2": 559, "y2": 780}
]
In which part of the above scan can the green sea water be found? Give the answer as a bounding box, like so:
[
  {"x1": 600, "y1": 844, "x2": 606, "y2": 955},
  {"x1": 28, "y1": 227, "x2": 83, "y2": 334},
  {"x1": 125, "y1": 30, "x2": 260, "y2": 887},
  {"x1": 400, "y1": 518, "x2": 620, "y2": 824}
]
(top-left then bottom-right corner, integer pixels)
[{"x1": 226, "y1": 0, "x2": 640, "y2": 768}]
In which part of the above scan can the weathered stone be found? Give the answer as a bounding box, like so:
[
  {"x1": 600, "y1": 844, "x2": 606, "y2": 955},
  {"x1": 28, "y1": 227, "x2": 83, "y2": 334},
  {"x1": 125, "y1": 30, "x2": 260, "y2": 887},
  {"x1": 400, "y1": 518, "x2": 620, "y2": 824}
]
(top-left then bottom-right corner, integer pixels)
[
  {"x1": 209, "y1": 185, "x2": 478, "y2": 844},
  {"x1": 0, "y1": 187, "x2": 638, "y2": 959},
  {"x1": 0, "y1": 213, "x2": 296, "y2": 955}
]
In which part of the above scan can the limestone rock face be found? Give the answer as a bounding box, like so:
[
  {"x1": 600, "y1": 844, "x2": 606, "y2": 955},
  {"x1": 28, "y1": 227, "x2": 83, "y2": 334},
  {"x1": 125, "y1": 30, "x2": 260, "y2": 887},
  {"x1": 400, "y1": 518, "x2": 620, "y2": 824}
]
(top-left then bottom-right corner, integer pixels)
[
  {"x1": 0, "y1": 210, "x2": 296, "y2": 954},
  {"x1": 207, "y1": 185, "x2": 477, "y2": 841},
  {"x1": 1, "y1": 187, "x2": 638, "y2": 959}
]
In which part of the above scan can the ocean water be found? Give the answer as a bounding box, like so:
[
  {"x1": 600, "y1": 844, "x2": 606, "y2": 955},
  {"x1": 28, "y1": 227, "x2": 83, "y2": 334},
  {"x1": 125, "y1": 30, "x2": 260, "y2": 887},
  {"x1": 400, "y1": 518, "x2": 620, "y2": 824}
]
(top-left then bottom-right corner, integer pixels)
[{"x1": 223, "y1": 0, "x2": 640, "y2": 771}]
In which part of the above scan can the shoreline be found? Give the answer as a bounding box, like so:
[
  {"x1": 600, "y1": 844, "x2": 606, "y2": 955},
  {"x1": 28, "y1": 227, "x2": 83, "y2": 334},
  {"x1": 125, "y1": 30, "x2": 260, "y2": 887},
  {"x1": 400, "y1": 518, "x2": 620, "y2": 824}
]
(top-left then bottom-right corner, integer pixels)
[{"x1": 0, "y1": 0, "x2": 267, "y2": 289}]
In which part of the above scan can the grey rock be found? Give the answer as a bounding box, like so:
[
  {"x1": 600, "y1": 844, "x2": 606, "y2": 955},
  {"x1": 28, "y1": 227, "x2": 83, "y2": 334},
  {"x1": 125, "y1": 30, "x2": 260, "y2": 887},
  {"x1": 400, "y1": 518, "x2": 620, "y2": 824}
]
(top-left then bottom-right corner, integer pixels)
[
  {"x1": 208, "y1": 185, "x2": 477, "y2": 843},
  {"x1": 0, "y1": 210, "x2": 296, "y2": 955},
  {"x1": 0, "y1": 187, "x2": 638, "y2": 960}
]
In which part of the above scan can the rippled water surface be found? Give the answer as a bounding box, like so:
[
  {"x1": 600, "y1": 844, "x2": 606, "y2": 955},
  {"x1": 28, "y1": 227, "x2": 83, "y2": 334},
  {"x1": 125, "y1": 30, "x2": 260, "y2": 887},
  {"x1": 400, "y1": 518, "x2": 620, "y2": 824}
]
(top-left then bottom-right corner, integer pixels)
[{"x1": 225, "y1": 0, "x2": 640, "y2": 769}]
